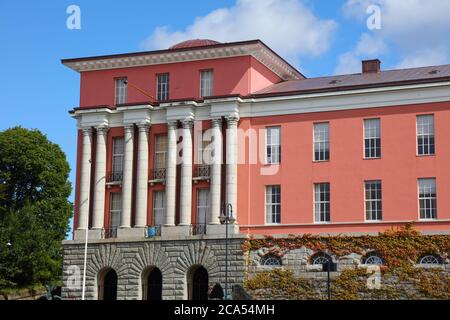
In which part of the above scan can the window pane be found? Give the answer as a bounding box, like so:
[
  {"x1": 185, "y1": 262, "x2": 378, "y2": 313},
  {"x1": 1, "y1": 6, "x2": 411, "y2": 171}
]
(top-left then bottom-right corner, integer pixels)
[
  {"x1": 110, "y1": 193, "x2": 122, "y2": 228},
  {"x1": 417, "y1": 115, "x2": 435, "y2": 155},
  {"x1": 155, "y1": 134, "x2": 167, "y2": 168},
  {"x1": 196, "y1": 189, "x2": 210, "y2": 225},
  {"x1": 418, "y1": 178, "x2": 437, "y2": 219},
  {"x1": 266, "y1": 127, "x2": 281, "y2": 164},
  {"x1": 157, "y1": 73, "x2": 170, "y2": 101},
  {"x1": 314, "y1": 123, "x2": 329, "y2": 161},
  {"x1": 266, "y1": 185, "x2": 281, "y2": 224},
  {"x1": 153, "y1": 191, "x2": 165, "y2": 225},
  {"x1": 200, "y1": 70, "x2": 213, "y2": 97},
  {"x1": 365, "y1": 181, "x2": 382, "y2": 220},
  {"x1": 314, "y1": 183, "x2": 330, "y2": 222},
  {"x1": 364, "y1": 119, "x2": 381, "y2": 158}
]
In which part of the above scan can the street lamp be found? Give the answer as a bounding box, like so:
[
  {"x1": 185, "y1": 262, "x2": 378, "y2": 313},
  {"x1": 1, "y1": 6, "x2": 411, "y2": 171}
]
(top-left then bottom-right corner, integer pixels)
[{"x1": 218, "y1": 203, "x2": 236, "y2": 300}]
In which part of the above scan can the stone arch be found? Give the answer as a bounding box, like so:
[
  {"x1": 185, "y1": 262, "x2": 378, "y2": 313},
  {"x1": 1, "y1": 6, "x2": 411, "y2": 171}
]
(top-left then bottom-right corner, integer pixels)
[
  {"x1": 174, "y1": 241, "x2": 220, "y2": 278},
  {"x1": 86, "y1": 244, "x2": 127, "y2": 299},
  {"x1": 128, "y1": 243, "x2": 172, "y2": 299}
]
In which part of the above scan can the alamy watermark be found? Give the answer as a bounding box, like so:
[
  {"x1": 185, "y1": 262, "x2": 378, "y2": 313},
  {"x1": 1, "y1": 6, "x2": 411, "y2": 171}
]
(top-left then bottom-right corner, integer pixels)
[
  {"x1": 66, "y1": 5, "x2": 81, "y2": 30},
  {"x1": 366, "y1": 4, "x2": 381, "y2": 30}
]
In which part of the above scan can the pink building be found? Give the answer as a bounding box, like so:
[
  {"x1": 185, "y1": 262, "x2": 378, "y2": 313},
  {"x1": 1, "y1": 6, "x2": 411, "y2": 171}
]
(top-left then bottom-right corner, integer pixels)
[
  {"x1": 64, "y1": 39, "x2": 450, "y2": 238},
  {"x1": 62, "y1": 39, "x2": 450, "y2": 300}
]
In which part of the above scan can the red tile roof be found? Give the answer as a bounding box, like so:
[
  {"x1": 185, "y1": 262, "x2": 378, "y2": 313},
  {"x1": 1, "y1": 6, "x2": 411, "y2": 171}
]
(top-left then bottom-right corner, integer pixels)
[
  {"x1": 254, "y1": 64, "x2": 450, "y2": 97},
  {"x1": 169, "y1": 39, "x2": 221, "y2": 49}
]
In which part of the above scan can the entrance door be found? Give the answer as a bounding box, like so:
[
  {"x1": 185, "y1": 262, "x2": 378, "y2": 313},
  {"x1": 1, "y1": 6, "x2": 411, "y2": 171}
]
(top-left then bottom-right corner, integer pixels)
[
  {"x1": 145, "y1": 268, "x2": 162, "y2": 300},
  {"x1": 190, "y1": 266, "x2": 208, "y2": 300},
  {"x1": 102, "y1": 269, "x2": 117, "y2": 300}
]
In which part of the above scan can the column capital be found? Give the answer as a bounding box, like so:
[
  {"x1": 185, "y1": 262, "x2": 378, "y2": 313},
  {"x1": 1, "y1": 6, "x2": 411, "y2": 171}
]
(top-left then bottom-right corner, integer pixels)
[
  {"x1": 211, "y1": 118, "x2": 222, "y2": 127},
  {"x1": 225, "y1": 115, "x2": 240, "y2": 126},
  {"x1": 96, "y1": 126, "x2": 109, "y2": 135},
  {"x1": 167, "y1": 121, "x2": 178, "y2": 130},
  {"x1": 182, "y1": 120, "x2": 194, "y2": 130},
  {"x1": 82, "y1": 127, "x2": 93, "y2": 136},
  {"x1": 137, "y1": 122, "x2": 151, "y2": 132}
]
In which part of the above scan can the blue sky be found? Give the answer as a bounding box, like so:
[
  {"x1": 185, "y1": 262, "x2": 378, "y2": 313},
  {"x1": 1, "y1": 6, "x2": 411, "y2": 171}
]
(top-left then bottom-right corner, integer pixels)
[{"x1": 1, "y1": 0, "x2": 449, "y2": 236}]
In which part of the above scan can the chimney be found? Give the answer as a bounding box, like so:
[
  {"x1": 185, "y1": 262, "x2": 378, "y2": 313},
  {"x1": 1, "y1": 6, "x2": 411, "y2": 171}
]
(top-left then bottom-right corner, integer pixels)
[{"x1": 362, "y1": 59, "x2": 381, "y2": 74}]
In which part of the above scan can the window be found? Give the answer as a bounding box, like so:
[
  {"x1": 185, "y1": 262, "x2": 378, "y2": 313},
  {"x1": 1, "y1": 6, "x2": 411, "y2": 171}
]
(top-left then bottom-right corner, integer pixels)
[
  {"x1": 154, "y1": 135, "x2": 167, "y2": 169},
  {"x1": 197, "y1": 132, "x2": 212, "y2": 166},
  {"x1": 365, "y1": 180, "x2": 382, "y2": 221},
  {"x1": 311, "y1": 252, "x2": 332, "y2": 265},
  {"x1": 111, "y1": 137, "x2": 124, "y2": 181},
  {"x1": 418, "y1": 254, "x2": 443, "y2": 265},
  {"x1": 266, "y1": 126, "x2": 281, "y2": 164},
  {"x1": 156, "y1": 73, "x2": 170, "y2": 101},
  {"x1": 265, "y1": 185, "x2": 281, "y2": 224},
  {"x1": 418, "y1": 178, "x2": 437, "y2": 219},
  {"x1": 110, "y1": 193, "x2": 122, "y2": 229},
  {"x1": 196, "y1": 189, "x2": 210, "y2": 226},
  {"x1": 417, "y1": 115, "x2": 435, "y2": 155},
  {"x1": 314, "y1": 123, "x2": 329, "y2": 161},
  {"x1": 152, "y1": 191, "x2": 165, "y2": 226},
  {"x1": 115, "y1": 78, "x2": 127, "y2": 105},
  {"x1": 314, "y1": 183, "x2": 330, "y2": 222},
  {"x1": 362, "y1": 252, "x2": 384, "y2": 265},
  {"x1": 364, "y1": 119, "x2": 381, "y2": 158},
  {"x1": 261, "y1": 255, "x2": 282, "y2": 266},
  {"x1": 200, "y1": 70, "x2": 213, "y2": 97}
]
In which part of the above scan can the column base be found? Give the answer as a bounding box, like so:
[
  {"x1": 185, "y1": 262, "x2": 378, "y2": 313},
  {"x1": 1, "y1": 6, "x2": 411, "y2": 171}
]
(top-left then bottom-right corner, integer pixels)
[
  {"x1": 117, "y1": 227, "x2": 146, "y2": 239},
  {"x1": 161, "y1": 225, "x2": 191, "y2": 237},
  {"x1": 73, "y1": 229, "x2": 103, "y2": 241},
  {"x1": 206, "y1": 223, "x2": 240, "y2": 236}
]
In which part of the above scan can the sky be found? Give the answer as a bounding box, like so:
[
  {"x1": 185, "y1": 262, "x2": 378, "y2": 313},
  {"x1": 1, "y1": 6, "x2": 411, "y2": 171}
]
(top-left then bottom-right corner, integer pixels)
[{"x1": 1, "y1": 0, "x2": 450, "y2": 236}]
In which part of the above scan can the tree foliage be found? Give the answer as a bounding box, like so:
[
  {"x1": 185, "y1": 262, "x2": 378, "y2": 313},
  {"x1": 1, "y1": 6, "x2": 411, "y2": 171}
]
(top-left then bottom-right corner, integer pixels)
[{"x1": 0, "y1": 127, "x2": 72, "y2": 291}]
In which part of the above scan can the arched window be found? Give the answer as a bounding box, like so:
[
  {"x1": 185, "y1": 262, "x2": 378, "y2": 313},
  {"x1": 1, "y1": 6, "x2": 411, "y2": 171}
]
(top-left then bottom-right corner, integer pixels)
[
  {"x1": 98, "y1": 268, "x2": 118, "y2": 300},
  {"x1": 142, "y1": 267, "x2": 162, "y2": 300},
  {"x1": 261, "y1": 255, "x2": 282, "y2": 266},
  {"x1": 187, "y1": 266, "x2": 209, "y2": 300},
  {"x1": 362, "y1": 252, "x2": 384, "y2": 265},
  {"x1": 310, "y1": 252, "x2": 332, "y2": 265},
  {"x1": 418, "y1": 254, "x2": 443, "y2": 265}
]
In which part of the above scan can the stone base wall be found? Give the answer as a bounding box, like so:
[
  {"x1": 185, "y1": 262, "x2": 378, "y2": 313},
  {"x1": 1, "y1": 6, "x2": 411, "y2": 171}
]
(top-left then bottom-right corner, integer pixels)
[{"x1": 62, "y1": 236, "x2": 246, "y2": 300}]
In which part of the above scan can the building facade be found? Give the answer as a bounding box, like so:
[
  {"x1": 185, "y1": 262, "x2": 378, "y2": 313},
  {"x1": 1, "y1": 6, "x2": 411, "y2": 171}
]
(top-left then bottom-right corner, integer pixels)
[{"x1": 62, "y1": 39, "x2": 450, "y2": 300}]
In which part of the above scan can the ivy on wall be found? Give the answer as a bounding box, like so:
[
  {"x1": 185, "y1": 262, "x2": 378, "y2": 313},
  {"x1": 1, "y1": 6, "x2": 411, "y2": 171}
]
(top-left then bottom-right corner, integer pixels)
[
  {"x1": 242, "y1": 224, "x2": 450, "y2": 300},
  {"x1": 242, "y1": 223, "x2": 450, "y2": 267}
]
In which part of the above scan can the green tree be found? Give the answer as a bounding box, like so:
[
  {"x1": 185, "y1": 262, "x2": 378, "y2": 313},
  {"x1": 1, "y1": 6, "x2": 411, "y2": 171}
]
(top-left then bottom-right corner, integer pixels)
[{"x1": 0, "y1": 127, "x2": 72, "y2": 292}]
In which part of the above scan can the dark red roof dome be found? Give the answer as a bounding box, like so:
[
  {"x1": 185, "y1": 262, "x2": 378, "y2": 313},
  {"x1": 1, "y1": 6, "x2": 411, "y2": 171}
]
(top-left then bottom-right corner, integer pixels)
[{"x1": 169, "y1": 39, "x2": 221, "y2": 50}]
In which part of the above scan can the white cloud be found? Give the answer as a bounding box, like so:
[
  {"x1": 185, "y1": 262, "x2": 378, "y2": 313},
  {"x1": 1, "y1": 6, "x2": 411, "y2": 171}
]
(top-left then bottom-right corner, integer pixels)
[
  {"x1": 140, "y1": 0, "x2": 337, "y2": 67},
  {"x1": 339, "y1": 0, "x2": 450, "y2": 71}
]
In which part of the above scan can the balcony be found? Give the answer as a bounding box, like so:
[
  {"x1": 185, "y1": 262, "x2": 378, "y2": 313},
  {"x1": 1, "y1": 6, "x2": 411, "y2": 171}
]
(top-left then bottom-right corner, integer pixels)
[
  {"x1": 145, "y1": 225, "x2": 162, "y2": 238},
  {"x1": 149, "y1": 168, "x2": 166, "y2": 185},
  {"x1": 193, "y1": 164, "x2": 210, "y2": 182},
  {"x1": 191, "y1": 223, "x2": 207, "y2": 235},
  {"x1": 103, "y1": 227, "x2": 118, "y2": 239},
  {"x1": 106, "y1": 171, "x2": 123, "y2": 185}
]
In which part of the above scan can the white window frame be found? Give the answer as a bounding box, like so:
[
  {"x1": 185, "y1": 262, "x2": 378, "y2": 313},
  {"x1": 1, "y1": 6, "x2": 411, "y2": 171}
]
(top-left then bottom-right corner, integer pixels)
[
  {"x1": 196, "y1": 189, "x2": 210, "y2": 225},
  {"x1": 313, "y1": 123, "x2": 330, "y2": 162},
  {"x1": 265, "y1": 185, "x2": 281, "y2": 224},
  {"x1": 418, "y1": 178, "x2": 437, "y2": 220},
  {"x1": 156, "y1": 73, "x2": 170, "y2": 101},
  {"x1": 152, "y1": 190, "x2": 165, "y2": 226},
  {"x1": 266, "y1": 126, "x2": 281, "y2": 164},
  {"x1": 154, "y1": 134, "x2": 167, "y2": 169},
  {"x1": 109, "y1": 193, "x2": 122, "y2": 228},
  {"x1": 115, "y1": 78, "x2": 127, "y2": 105},
  {"x1": 364, "y1": 118, "x2": 381, "y2": 159},
  {"x1": 364, "y1": 180, "x2": 382, "y2": 221},
  {"x1": 112, "y1": 137, "x2": 124, "y2": 174},
  {"x1": 200, "y1": 69, "x2": 213, "y2": 97},
  {"x1": 314, "y1": 183, "x2": 330, "y2": 223},
  {"x1": 416, "y1": 115, "x2": 435, "y2": 156}
]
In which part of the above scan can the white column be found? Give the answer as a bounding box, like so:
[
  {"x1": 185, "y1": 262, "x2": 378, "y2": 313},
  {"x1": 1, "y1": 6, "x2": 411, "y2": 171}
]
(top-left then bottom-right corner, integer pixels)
[
  {"x1": 179, "y1": 120, "x2": 193, "y2": 226},
  {"x1": 135, "y1": 123, "x2": 150, "y2": 228},
  {"x1": 209, "y1": 118, "x2": 223, "y2": 225},
  {"x1": 226, "y1": 116, "x2": 239, "y2": 221},
  {"x1": 78, "y1": 128, "x2": 93, "y2": 230},
  {"x1": 120, "y1": 125, "x2": 134, "y2": 228},
  {"x1": 92, "y1": 126, "x2": 108, "y2": 229},
  {"x1": 165, "y1": 121, "x2": 178, "y2": 226}
]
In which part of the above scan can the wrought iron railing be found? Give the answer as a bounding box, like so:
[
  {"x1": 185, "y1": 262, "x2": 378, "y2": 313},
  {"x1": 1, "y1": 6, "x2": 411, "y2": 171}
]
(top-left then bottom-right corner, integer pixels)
[
  {"x1": 195, "y1": 164, "x2": 210, "y2": 178},
  {"x1": 191, "y1": 224, "x2": 207, "y2": 235},
  {"x1": 107, "y1": 171, "x2": 123, "y2": 183},
  {"x1": 103, "y1": 227, "x2": 118, "y2": 239},
  {"x1": 152, "y1": 168, "x2": 166, "y2": 181},
  {"x1": 145, "y1": 225, "x2": 162, "y2": 238}
]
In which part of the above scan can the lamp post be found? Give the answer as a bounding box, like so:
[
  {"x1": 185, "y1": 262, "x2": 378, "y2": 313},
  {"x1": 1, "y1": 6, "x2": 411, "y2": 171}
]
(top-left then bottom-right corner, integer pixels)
[{"x1": 218, "y1": 203, "x2": 235, "y2": 300}]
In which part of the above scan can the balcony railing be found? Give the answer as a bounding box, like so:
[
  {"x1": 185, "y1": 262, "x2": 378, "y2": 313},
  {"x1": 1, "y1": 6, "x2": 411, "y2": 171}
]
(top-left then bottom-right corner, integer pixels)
[
  {"x1": 191, "y1": 224, "x2": 207, "y2": 235},
  {"x1": 103, "y1": 227, "x2": 118, "y2": 239},
  {"x1": 145, "y1": 225, "x2": 162, "y2": 238},
  {"x1": 194, "y1": 164, "x2": 210, "y2": 179},
  {"x1": 107, "y1": 171, "x2": 123, "y2": 183},
  {"x1": 152, "y1": 168, "x2": 166, "y2": 181}
]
